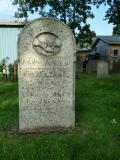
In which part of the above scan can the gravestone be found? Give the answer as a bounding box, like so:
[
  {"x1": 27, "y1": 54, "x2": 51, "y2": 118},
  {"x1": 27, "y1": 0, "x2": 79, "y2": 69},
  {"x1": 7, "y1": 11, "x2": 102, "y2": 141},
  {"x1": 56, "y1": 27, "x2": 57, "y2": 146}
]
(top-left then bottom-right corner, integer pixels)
[
  {"x1": 76, "y1": 62, "x2": 83, "y2": 79},
  {"x1": 97, "y1": 61, "x2": 108, "y2": 78},
  {"x1": 113, "y1": 61, "x2": 120, "y2": 73},
  {"x1": 18, "y1": 18, "x2": 76, "y2": 132},
  {"x1": 86, "y1": 60, "x2": 101, "y2": 73}
]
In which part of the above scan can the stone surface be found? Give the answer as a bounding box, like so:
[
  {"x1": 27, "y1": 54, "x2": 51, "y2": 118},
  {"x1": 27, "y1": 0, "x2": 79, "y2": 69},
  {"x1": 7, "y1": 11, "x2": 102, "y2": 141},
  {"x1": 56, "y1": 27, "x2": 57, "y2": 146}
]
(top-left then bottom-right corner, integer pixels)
[
  {"x1": 86, "y1": 60, "x2": 102, "y2": 73},
  {"x1": 97, "y1": 61, "x2": 109, "y2": 78},
  {"x1": 18, "y1": 18, "x2": 76, "y2": 132}
]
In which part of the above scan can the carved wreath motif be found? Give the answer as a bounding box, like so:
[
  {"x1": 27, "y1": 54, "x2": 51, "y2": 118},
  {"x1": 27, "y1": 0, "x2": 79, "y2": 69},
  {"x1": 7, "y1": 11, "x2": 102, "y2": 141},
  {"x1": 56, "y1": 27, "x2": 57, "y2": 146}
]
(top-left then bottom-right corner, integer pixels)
[{"x1": 33, "y1": 32, "x2": 62, "y2": 56}]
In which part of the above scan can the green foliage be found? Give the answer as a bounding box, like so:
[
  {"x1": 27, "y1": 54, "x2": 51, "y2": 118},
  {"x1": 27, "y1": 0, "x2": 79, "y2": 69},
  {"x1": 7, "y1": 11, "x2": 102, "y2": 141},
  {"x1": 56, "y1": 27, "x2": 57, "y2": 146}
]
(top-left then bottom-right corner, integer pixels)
[
  {"x1": 0, "y1": 57, "x2": 9, "y2": 72},
  {"x1": 105, "y1": 0, "x2": 120, "y2": 35},
  {"x1": 92, "y1": 0, "x2": 120, "y2": 35},
  {"x1": 12, "y1": 0, "x2": 96, "y2": 48},
  {"x1": 0, "y1": 73, "x2": 120, "y2": 159},
  {"x1": 76, "y1": 24, "x2": 96, "y2": 48},
  {"x1": 104, "y1": 0, "x2": 120, "y2": 25},
  {"x1": 113, "y1": 24, "x2": 120, "y2": 35},
  {"x1": 104, "y1": 0, "x2": 120, "y2": 35}
]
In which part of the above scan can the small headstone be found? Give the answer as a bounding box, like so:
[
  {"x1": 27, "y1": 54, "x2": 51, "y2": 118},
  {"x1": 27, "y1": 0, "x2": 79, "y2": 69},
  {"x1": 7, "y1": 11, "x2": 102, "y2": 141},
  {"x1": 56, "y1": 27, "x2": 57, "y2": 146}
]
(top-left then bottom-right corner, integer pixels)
[
  {"x1": 97, "y1": 61, "x2": 108, "y2": 78},
  {"x1": 18, "y1": 18, "x2": 76, "y2": 132},
  {"x1": 3, "y1": 64, "x2": 7, "y2": 75}
]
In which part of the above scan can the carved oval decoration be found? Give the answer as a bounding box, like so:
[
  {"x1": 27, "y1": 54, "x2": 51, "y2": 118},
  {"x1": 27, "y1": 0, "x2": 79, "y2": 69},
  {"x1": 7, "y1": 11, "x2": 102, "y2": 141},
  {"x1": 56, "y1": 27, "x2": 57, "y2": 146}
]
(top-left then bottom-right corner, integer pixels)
[{"x1": 33, "y1": 32, "x2": 62, "y2": 56}]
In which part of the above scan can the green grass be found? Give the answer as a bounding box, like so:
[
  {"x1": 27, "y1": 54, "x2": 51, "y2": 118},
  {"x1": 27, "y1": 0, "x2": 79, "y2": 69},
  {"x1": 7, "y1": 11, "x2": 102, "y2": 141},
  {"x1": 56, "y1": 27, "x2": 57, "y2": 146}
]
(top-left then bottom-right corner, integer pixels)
[{"x1": 0, "y1": 73, "x2": 120, "y2": 160}]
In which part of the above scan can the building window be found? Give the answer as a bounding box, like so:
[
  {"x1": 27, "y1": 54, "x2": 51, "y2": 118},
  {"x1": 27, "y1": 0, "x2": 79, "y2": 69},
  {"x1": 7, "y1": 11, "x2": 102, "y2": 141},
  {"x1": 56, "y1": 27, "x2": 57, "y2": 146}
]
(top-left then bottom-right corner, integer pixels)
[{"x1": 113, "y1": 49, "x2": 119, "y2": 57}]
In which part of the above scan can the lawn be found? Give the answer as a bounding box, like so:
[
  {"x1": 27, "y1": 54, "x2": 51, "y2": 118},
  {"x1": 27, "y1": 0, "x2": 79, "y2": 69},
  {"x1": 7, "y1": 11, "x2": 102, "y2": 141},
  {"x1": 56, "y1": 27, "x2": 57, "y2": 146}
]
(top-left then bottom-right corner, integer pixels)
[{"x1": 0, "y1": 73, "x2": 120, "y2": 160}]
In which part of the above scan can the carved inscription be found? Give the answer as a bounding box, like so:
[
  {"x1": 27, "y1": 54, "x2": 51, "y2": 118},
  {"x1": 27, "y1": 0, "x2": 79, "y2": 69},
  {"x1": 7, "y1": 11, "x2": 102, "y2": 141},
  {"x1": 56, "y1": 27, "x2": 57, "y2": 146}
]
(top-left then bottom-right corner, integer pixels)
[
  {"x1": 33, "y1": 32, "x2": 62, "y2": 56},
  {"x1": 20, "y1": 55, "x2": 73, "y2": 67}
]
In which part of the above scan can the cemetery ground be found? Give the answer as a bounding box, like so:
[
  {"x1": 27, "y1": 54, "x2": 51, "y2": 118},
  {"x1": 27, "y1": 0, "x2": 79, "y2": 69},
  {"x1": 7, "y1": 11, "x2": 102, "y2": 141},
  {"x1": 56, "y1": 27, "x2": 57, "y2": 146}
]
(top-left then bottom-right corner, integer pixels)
[{"x1": 0, "y1": 73, "x2": 120, "y2": 160}]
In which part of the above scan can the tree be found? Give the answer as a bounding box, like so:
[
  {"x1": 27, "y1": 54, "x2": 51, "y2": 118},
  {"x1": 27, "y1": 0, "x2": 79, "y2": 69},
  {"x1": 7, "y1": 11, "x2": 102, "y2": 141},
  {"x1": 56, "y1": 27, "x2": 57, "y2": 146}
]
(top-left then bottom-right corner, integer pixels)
[
  {"x1": 76, "y1": 24, "x2": 96, "y2": 48},
  {"x1": 104, "y1": 0, "x2": 120, "y2": 25},
  {"x1": 92, "y1": 0, "x2": 120, "y2": 35},
  {"x1": 12, "y1": 0, "x2": 96, "y2": 48},
  {"x1": 113, "y1": 24, "x2": 120, "y2": 35},
  {"x1": 0, "y1": 57, "x2": 9, "y2": 72},
  {"x1": 104, "y1": 0, "x2": 120, "y2": 35}
]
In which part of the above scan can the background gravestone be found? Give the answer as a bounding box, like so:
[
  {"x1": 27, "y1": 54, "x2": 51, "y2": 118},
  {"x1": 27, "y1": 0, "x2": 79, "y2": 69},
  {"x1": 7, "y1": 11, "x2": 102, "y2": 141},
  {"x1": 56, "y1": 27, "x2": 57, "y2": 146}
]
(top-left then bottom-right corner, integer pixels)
[
  {"x1": 97, "y1": 61, "x2": 109, "y2": 79},
  {"x1": 86, "y1": 60, "x2": 100, "y2": 73},
  {"x1": 18, "y1": 18, "x2": 76, "y2": 132}
]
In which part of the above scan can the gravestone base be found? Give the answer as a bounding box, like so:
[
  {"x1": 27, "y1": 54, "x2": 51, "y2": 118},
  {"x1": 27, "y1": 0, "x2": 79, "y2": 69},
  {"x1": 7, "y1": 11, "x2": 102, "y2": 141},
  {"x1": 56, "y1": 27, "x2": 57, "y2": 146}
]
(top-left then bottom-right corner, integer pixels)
[
  {"x1": 18, "y1": 126, "x2": 74, "y2": 134},
  {"x1": 97, "y1": 74, "x2": 108, "y2": 79}
]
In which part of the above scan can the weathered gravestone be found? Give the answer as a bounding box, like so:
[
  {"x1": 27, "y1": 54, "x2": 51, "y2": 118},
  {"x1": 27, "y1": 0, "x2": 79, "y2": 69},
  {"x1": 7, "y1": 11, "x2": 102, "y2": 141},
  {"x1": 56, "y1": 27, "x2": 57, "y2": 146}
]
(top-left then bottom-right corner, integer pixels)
[
  {"x1": 18, "y1": 18, "x2": 76, "y2": 132},
  {"x1": 97, "y1": 61, "x2": 109, "y2": 79}
]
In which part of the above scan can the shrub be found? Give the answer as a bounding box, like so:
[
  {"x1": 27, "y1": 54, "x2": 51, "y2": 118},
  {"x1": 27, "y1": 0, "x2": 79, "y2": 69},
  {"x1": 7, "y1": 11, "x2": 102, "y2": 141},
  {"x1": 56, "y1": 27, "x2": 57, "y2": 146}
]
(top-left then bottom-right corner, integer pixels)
[{"x1": 0, "y1": 57, "x2": 9, "y2": 72}]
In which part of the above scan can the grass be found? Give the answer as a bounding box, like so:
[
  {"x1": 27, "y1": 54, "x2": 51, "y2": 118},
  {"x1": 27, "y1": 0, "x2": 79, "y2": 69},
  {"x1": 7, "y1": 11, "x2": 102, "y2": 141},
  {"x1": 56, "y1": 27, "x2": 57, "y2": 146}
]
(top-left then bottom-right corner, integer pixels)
[{"x1": 0, "y1": 73, "x2": 120, "y2": 160}]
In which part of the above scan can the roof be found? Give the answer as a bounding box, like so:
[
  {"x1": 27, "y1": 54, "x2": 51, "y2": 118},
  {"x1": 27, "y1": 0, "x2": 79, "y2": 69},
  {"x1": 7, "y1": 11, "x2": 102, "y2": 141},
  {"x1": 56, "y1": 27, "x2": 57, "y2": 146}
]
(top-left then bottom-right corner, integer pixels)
[
  {"x1": 0, "y1": 20, "x2": 26, "y2": 26},
  {"x1": 77, "y1": 48, "x2": 93, "y2": 53},
  {"x1": 92, "y1": 36, "x2": 120, "y2": 48}
]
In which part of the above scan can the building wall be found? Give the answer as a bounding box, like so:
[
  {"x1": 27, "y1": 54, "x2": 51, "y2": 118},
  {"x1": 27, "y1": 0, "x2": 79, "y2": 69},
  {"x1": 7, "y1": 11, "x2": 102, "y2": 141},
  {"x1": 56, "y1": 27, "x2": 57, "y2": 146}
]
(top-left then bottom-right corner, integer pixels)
[
  {"x1": 0, "y1": 26, "x2": 23, "y2": 63},
  {"x1": 93, "y1": 40, "x2": 109, "y2": 59},
  {"x1": 109, "y1": 45, "x2": 120, "y2": 60}
]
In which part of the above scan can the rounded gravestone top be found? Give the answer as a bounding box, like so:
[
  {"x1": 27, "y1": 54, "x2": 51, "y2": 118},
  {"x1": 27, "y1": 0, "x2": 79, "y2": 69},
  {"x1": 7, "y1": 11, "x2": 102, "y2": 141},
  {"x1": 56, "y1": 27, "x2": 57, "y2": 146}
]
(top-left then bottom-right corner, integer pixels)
[{"x1": 18, "y1": 17, "x2": 76, "y2": 58}]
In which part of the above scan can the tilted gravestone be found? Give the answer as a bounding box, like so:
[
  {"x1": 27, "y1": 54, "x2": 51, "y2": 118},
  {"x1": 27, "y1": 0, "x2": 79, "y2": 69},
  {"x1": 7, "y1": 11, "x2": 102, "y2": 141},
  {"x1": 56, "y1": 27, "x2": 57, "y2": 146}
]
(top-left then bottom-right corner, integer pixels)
[
  {"x1": 97, "y1": 61, "x2": 109, "y2": 78},
  {"x1": 18, "y1": 18, "x2": 76, "y2": 132}
]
